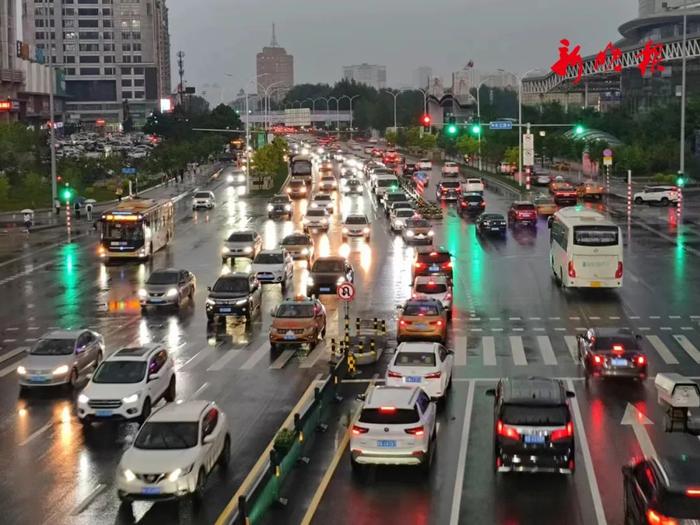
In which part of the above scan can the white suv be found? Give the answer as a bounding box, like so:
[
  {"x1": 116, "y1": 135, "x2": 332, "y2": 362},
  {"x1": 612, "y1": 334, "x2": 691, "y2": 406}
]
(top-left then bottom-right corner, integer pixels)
[
  {"x1": 634, "y1": 185, "x2": 679, "y2": 206},
  {"x1": 412, "y1": 275, "x2": 452, "y2": 311},
  {"x1": 192, "y1": 191, "x2": 215, "y2": 210},
  {"x1": 385, "y1": 342, "x2": 454, "y2": 400},
  {"x1": 350, "y1": 386, "x2": 437, "y2": 475},
  {"x1": 251, "y1": 249, "x2": 294, "y2": 290},
  {"x1": 221, "y1": 230, "x2": 263, "y2": 262},
  {"x1": 77, "y1": 345, "x2": 176, "y2": 426},
  {"x1": 416, "y1": 159, "x2": 432, "y2": 170},
  {"x1": 117, "y1": 401, "x2": 230, "y2": 504},
  {"x1": 441, "y1": 162, "x2": 459, "y2": 176}
]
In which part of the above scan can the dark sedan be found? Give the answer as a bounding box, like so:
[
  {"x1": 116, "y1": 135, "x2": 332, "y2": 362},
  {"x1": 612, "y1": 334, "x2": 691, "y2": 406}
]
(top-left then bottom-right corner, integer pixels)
[
  {"x1": 306, "y1": 257, "x2": 354, "y2": 296},
  {"x1": 205, "y1": 273, "x2": 262, "y2": 324},
  {"x1": 476, "y1": 213, "x2": 507, "y2": 237},
  {"x1": 577, "y1": 327, "x2": 647, "y2": 380},
  {"x1": 458, "y1": 193, "x2": 485, "y2": 216}
]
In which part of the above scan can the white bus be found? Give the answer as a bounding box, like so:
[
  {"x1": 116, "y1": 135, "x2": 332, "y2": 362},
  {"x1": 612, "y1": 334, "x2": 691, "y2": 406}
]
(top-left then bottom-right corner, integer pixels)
[
  {"x1": 98, "y1": 199, "x2": 174, "y2": 261},
  {"x1": 548, "y1": 207, "x2": 623, "y2": 288}
]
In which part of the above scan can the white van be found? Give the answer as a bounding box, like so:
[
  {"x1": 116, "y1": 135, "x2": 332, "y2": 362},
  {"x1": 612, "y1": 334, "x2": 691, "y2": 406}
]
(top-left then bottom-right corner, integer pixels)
[
  {"x1": 373, "y1": 174, "x2": 400, "y2": 198},
  {"x1": 548, "y1": 208, "x2": 623, "y2": 289},
  {"x1": 463, "y1": 178, "x2": 485, "y2": 193}
]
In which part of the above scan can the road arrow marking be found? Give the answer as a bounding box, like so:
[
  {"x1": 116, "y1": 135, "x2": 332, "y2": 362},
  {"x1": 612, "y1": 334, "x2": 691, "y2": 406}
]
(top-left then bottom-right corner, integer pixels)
[{"x1": 621, "y1": 403, "x2": 657, "y2": 460}]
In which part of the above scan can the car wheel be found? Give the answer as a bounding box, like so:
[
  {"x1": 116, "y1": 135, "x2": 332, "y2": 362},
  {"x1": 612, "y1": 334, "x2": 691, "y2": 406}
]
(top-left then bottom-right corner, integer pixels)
[
  {"x1": 661, "y1": 197, "x2": 669, "y2": 206},
  {"x1": 270, "y1": 342, "x2": 278, "y2": 351},
  {"x1": 164, "y1": 376, "x2": 176, "y2": 402},
  {"x1": 350, "y1": 457, "x2": 364, "y2": 479},
  {"x1": 218, "y1": 434, "x2": 231, "y2": 470},
  {"x1": 559, "y1": 270, "x2": 565, "y2": 289},
  {"x1": 207, "y1": 314, "x2": 214, "y2": 322},
  {"x1": 192, "y1": 468, "x2": 207, "y2": 504},
  {"x1": 139, "y1": 398, "x2": 152, "y2": 425},
  {"x1": 68, "y1": 368, "x2": 79, "y2": 390},
  {"x1": 321, "y1": 325, "x2": 327, "y2": 338},
  {"x1": 95, "y1": 351, "x2": 103, "y2": 368}
]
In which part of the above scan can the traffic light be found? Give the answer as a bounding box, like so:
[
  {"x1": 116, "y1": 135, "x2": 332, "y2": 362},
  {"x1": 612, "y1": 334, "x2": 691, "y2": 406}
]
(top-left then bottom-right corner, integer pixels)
[
  {"x1": 470, "y1": 123, "x2": 482, "y2": 135},
  {"x1": 574, "y1": 124, "x2": 585, "y2": 136},
  {"x1": 446, "y1": 123, "x2": 458, "y2": 136},
  {"x1": 421, "y1": 114, "x2": 431, "y2": 129},
  {"x1": 677, "y1": 173, "x2": 686, "y2": 188},
  {"x1": 62, "y1": 184, "x2": 73, "y2": 203}
]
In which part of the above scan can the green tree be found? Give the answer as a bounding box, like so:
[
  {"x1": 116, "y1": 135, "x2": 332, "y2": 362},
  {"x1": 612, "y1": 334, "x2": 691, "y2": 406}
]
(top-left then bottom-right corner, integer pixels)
[
  {"x1": 419, "y1": 134, "x2": 437, "y2": 150},
  {"x1": 456, "y1": 135, "x2": 479, "y2": 156},
  {"x1": 503, "y1": 147, "x2": 519, "y2": 165},
  {"x1": 253, "y1": 138, "x2": 288, "y2": 176},
  {"x1": 385, "y1": 130, "x2": 398, "y2": 145},
  {"x1": 0, "y1": 173, "x2": 10, "y2": 205}
]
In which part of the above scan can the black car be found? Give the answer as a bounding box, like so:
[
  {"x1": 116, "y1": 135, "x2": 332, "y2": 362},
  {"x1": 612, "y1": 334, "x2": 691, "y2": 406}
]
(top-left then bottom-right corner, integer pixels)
[
  {"x1": 487, "y1": 377, "x2": 576, "y2": 474},
  {"x1": 306, "y1": 257, "x2": 354, "y2": 296},
  {"x1": 476, "y1": 214, "x2": 507, "y2": 237},
  {"x1": 458, "y1": 193, "x2": 485, "y2": 216},
  {"x1": 577, "y1": 327, "x2": 647, "y2": 381},
  {"x1": 412, "y1": 248, "x2": 453, "y2": 281},
  {"x1": 205, "y1": 273, "x2": 262, "y2": 323},
  {"x1": 623, "y1": 456, "x2": 700, "y2": 524},
  {"x1": 403, "y1": 162, "x2": 416, "y2": 175},
  {"x1": 267, "y1": 194, "x2": 292, "y2": 219},
  {"x1": 382, "y1": 191, "x2": 408, "y2": 216}
]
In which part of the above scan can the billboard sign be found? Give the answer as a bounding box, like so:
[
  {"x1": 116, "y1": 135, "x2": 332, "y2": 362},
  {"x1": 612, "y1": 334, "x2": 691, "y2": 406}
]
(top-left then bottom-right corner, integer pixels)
[{"x1": 284, "y1": 108, "x2": 311, "y2": 127}]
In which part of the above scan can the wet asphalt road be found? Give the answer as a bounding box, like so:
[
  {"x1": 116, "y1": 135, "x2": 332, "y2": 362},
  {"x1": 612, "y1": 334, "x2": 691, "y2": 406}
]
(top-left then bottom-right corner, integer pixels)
[{"x1": 0, "y1": 148, "x2": 699, "y2": 525}]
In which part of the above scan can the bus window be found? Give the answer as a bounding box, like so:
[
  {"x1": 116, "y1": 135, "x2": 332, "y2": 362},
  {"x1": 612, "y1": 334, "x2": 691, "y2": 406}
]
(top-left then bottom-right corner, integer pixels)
[{"x1": 573, "y1": 226, "x2": 618, "y2": 247}]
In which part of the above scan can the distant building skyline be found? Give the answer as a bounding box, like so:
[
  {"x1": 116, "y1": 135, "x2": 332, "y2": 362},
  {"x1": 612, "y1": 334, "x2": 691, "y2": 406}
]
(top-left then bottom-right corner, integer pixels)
[
  {"x1": 413, "y1": 66, "x2": 432, "y2": 89},
  {"x1": 342, "y1": 63, "x2": 386, "y2": 90},
  {"x1": 256, "y1": 24, "x2": 294, "y2": 102}
]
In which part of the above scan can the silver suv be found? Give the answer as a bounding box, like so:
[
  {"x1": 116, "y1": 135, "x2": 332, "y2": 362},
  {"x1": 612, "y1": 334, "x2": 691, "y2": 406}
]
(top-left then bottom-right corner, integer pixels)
[
  {"x1": 138, "y1": 268, "x2": 196, "y2": 310},
  {"x1": 222, "y1": 230, "x2": 262, "y2": 262},
  {"x1": 633, "y1": 186, "x2": 679, "y2": 206}
]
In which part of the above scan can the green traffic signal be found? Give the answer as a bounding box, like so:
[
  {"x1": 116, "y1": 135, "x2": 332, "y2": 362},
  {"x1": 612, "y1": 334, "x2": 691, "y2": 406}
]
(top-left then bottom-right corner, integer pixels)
[
  {"x1": 471, "y1": 124, "x2": 481, "y2": 135},
  {"x1": 677, "y1": 175, "x2": 686, "y2": 188},
  {"x1": 446, "y1": 124, "x2": 458, "y2": 136},
  {"x1": 574, "y1": 125, "x2": 585, "y2": 135},
  {"x1": 62, "y1": 187, "x2": 73, "y2": 203}
]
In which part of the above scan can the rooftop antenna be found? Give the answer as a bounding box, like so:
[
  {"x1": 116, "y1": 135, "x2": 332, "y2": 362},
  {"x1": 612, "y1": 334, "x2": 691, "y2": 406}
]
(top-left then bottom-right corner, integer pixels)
[
  {"x1": 177, "y1": 50, "x2": 185, "y2": 106},
  {"x1": 271, "y1": 23, "x2": 278, "y2": 47}
]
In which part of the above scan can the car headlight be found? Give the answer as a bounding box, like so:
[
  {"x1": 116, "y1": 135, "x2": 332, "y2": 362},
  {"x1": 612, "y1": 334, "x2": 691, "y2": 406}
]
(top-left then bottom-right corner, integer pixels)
[
  {"x1": 237, "y1": 175, "x2": 245, "y2": 183},
  {"x1": 363, "y1": 227, "x2": 370, "y2": 234},
  {"x1": 123, "y1": 469, "x2": 136, "y2": 482},
  {"x1": 406, "y1": 230, "x2": 414, "y2": 237},
  {"x1": 267, "y1": 204, "x2": 274, "y2": 212},
  {"x1": 166, "y1": 288, "x2": 178, "y2": 297},
  {"x1": 311, "y1": 203, "x2": 318, "y2": 208},
  {"x1": 342, "y1": 227, "x2": 348, "y2": 234},
  {"x1": 206, "y1": 298, "x2": 215, "y2": 305},
  {"x1": 17, "y1": 366, "x2": 26, "y2": 375},
  {"x1": 226, "y1": 174, "x2": 234, "y2": 183},
  {"x1": 284, "y1": 204, "x2": 291, "y2": 211},
  {"x1": 301, "y1": 248, "x2": 309, "y2": 255},
  {"x1": 428, "y1": 230, "x2": 435, "y2": 237},
  {"x1": 337, "y1": 276, "x2": 346, "y2": 285},
  {"x1": 244, "y1": 246, "x2": 253, "y2": 253},
  {"x1": 286, "y1": 188, "x2": 292, "y2": 193},
  {"x1": 53, "y1": 365, "x2": 70, "y2": 376},
  {"x1": 395, "y1": 220, "x2": 404, "y2": 227},
  {"x1": 306, "y1": 277, "x2": 314, "y2": 286},
  {"x1": 321, "y1": 218, "x2": 328, "y2": 224},
  {"x1": 78, "y1": 394, "x2": 89, "y2": 404},
  {"x1": 137, "y1": 288, "x2": 147, "y2": 298},
  {"x1": 235, "y1": 298, "x2": 247, "y2": 305},
  {"x1": 222, "y1": 246, "x2": 230, "y2": 254},
  {"x1": 122, "y1": 393, "x2": 139, "y2": 404}
]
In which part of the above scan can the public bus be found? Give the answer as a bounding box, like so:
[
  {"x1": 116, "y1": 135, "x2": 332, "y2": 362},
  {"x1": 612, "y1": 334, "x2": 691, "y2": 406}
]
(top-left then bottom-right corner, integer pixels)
[
  {"x1": 289, "y1": 154, "x2": 313, "y2": 186},
  {"x1": 548, "y1": 207, "x2": 623, "y2": 289},
  {"x1": 98, "y1": 199, "x2": 174, "y2": 261}
]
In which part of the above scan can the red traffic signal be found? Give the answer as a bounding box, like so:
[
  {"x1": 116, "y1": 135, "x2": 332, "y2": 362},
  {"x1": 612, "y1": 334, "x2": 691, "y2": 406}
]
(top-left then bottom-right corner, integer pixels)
[{"x1": 421, "y1": 114, "x2": 431, "y2": 126}]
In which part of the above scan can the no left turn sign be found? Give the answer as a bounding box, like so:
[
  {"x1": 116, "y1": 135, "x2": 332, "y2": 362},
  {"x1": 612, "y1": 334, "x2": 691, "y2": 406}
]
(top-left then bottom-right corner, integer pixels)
[{"x1": 337, "y1": 282, "x2": 355, "y2": 302}]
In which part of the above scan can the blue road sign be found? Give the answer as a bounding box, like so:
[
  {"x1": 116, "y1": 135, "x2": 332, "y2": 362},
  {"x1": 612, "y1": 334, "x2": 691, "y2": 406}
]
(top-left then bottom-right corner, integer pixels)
[
  {"x1": 121, "y1": 167, "x2": 137, "y2": 175},
  {"x1": 489, "y1": 121, "x2": 513, "y2": 130}
]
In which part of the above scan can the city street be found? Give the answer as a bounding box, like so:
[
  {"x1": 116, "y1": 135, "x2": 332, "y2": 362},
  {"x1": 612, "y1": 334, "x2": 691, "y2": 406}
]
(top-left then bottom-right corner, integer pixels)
[{"x1": 1, "y1": 151, "x2": 699, "y2": 525}]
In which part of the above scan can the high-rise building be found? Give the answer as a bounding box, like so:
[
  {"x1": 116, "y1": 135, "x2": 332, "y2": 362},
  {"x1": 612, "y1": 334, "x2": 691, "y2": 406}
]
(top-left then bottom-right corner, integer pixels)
[
  {"x1": 413, "y1": 66, "x2": 432, "y2": 89},
  {"x1": 342, "y1": 63, "x2": 386, "y2": 90},
  {"x1": 0, "y1": 0, "x2": 24, "y2": 121},
  {"x1": 22, "y1": 0, "x2": 172, "y2": 127},
  {"x1": 256, "y1": 24, "x2": 293, "y2": 102}
]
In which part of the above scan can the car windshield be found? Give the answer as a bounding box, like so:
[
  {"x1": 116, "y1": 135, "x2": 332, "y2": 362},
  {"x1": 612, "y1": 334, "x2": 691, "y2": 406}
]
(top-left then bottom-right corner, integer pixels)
[
  {"x1": 30, "y1": 339, "x2": 74, "y2": 356},
  {"x1": 396, "y1": 352, "x2": 436, "y2": 366},
  {"x1": 516, "y1": 204, "x2": 536, "y2": 210},
  {"x1": 396, "y1": 209, "x2": 415, "y2": 217},
  {"x1": 147, "y1": 271, "x2": 179, "y2": 285},
  {"x1": 403, "y1": 303, "x2": 440, "y2": 316},
  {"x1": 346, "y1": 179, "x2": 360, "y2": 185},
  {"x1": 573, "y1": 226, "x2": 619, "y2": 247},
  {"x1": 359, "y1": 408, "x2": 420, "y2": 425},
  {"x1": 386, "y1": 193, "x2": 406, "y2": 201},
  {"x1": 462, "y1": 195, "x2": 482, "y2": 202},
  {"x1": 441, "y1": 181, "x2": 461, "y2": 188},
  {"x1": 227, "y1": 233, "x2": 254, "y2": 242},
  {"x1": 291, "y1": 160, "x2": 312, "y2": 175},
  {"x1": 312, "y1": 260, "x2": 344, "y2": 273},
  {"x1": 213, "y1": 278, "x2": 249, "y2": 294},
  {"x1": 501, "y1": 405, "x2": 568, "y2": 426},
  {"x1": 417, "y1": 252, "x2": 450, "y2": 263},
  {"x1": 313, "y1": 195, "x2": 331, "y2": 201},
  {"x1": 345, "y1": 216, "x2": 368, "y2": 224},
  {"x1": 254, "y1": 253, "x2": 283, "y2": 264},
  {"x1": 307, "y1": 209, "x2": 327, "y2": 218},
  {"x1": 376, "y1": 179, "x2": 398, "y2": 188},
  {"x1": 92, "y1": 361, "x2": 146, "y2": 384},
  {"x1": 102, "y1": 222, "x2": 143, "y2": 242},
  {"x1": 482, "y1": 214, "x2": 503, "y2": 221},
  {"x1": 134, "y1": 422, "x2": 199, "y2": 450},
  {"x1": 282, "y1": 235, "x2": 309, "y2": 245},
  {"x1": 407, "y1": 219, "x2": 430, "y2": 228},
  {"x1": 194, "y1": 192, "x2": 210, "y2": 199},
  {"x1": 275, "y1": 303, "x2": 314, "y2": 318},
  {"x1": 415, "y1": 283, "x2": 448, "y2": 294},
  {"x1": 594, "y1": 336, "x2": 638, "y2": 351},
  {"x1": 270, "y1": 196, "x2": 289, "y2": 203}
]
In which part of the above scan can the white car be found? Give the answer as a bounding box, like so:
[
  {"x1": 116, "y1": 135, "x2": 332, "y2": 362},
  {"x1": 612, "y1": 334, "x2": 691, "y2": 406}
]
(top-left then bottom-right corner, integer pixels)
[
  {"x1": 310, "y1": 193, "x2": 334, "y2": 213},
  {"x1": 350, "y1": 386, "x2": 436, "y2": 475},
  {"x1": 303, "y1": 208, "x2": 330, "y2": 233},
  {"x1": 634, "y1": 185, "x2": 679, "y2": 206},
  {"x1": 77, "y1": 344, "x2": 176, "y2": 426},
  {"x1": 319, "y1": 175, "x2": 338, "y2": 192},
  {"x1": 385, "y1": 342, "x2": 454, "y2": 399},
  {"x1": 251, "y1": 249, "x2": 293, "y2": 290},
  {"x1": 462, "y1": 178, "x2": 485, "y2": 193},
  {"x1": 342, "y1": 214, "x2": 371, "y2": 241},
  {"x1": 373, "y1": 175, "x2": 400, "y2": 199},
  {"x1": 192, "y1": 191, "x2": 215, "y2": 210},
  {"x1": 117, "y1": 400, "x2": 230, "y2": 503},
  {"x1": 412, "y1": 275, "x2": 452, "y2": 311},
  {"x1": 535, "y1": 174, "x2": 552, "y2": 186},
  {"x1": 390, "y1": 208, "x2": 417, "y2": 232},
  {"x1": 416, "y1": 159, "x2": 433, "y2": 170},
  {"x1": 441, "y1": 162, "x2": 460, "y2": 176},
  {"x1": 226, "y1": 169, "x2": 246, "y2": 185},
  {"x1": 222, "y1": 230, "x2": 263, "y2": 262}
]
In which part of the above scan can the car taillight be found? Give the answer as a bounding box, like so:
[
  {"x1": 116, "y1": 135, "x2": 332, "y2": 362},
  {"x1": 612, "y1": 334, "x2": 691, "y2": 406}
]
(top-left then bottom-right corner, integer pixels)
[
  {"x1": 550, "y1": 421, "x2": 574, "y2": 441},
  {"x1": 424, "y1": 371, "x2": 441, "y2": 379},
  {"x1": 593, "y1": 355, "x2": 603, "y2": 365},
  {"x1": 612, "y1": 344, "x2": 625, "y2": 356},
  {"x1": 415, "y1": 262, "x2": 424, "y2": 268},
  {"x1": 686, "y1": 488, "x2": 700, "y2": 497},
  {"x1": 352, "y1": 425, "x2": 369, "y2": 435},
  {"x1": 496, "y1": 420, "x2": 520, "y2": 441},
  {"x1": 646, "y1": 509, "x2": 679, "y2": 525},
  {"x1": 399, "y1": 320, "x2": 407, "y2": 326},
  {"x1": 387, "y1": 370, "x2": 402, "y2": 378},
  {"x1": 615, "y1": 261, "x2": 623, "y2": 279},
  {"x1": 636, "y1": 355, "x2": 647, "y2": 366},
  {"x1": 568, "y1": 260, "x2": 576, "y2": 278},
  {"x1": 442, "y1": 261, "x2": 452, "y2": 268},
  {"x1": 405, "y1": 426, "x2": 425, "y2": 436},
  {"x1": 460, "y1": 201, "x2": 467, "y2": 207},
  {"x1": 480, "y1": 202, "x2": 485, "y2": 207}
]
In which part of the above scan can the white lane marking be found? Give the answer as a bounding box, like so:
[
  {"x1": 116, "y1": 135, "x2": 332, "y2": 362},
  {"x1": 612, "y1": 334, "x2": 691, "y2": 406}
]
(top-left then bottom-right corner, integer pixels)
[
  {"x1": 649, "y1": 316, "x2": 660, "y2": 320},
  {"x1": 629, "y1": 316, "x2": 640, "y2": 320},
  {"x1": 669, "y1": 315, "x2": 681, "y2": 319},
  {"x1": 691, "y1": 315, "x2": 700, "y2": 320},
  {"x1": 564, "y1": 336, "x2": 579, "y2": 363},
  {"x1": 5, "y1": 327, "x2": 18, "y2": 331},
  {"x1": 300, "y1": 341, "x2": 328, "y2": 369},
  {"x1": 533, "y1": 327, "x2": 545, "y2": 332},
  {"x1": 673, "y1": 335, "x2": 700, "y2": 364},
  {"x1": 453, "y1": 334, "x2": 467, "y2": 367},
  {"x1": 19, "y1": 420, "x2": 53, "y2": 447},
  {"x1": 0, "y1": 347, "x2": 29, "y2": 377},
  {"x1": 2, "y1": 338, "x2": 16, "y2": 343},
  {"x1": 509, "y1": 336, "x2": 527, "y2": 366},
  {"x1": 176, "y1": 348, "x2": 209, "y2": 372},
  {"x1": 621, "y1": 403, "x2": 657, "y2": 460},
  {"x1": 482, "y1": 336, "x2": 496, "y2": 366},
  {"x1": 24, "y1": 338, "x2": 37, "y2": 342},
  {"x1": 470, "y1": 317, "x2": 481, "y2": 321},
  {"x1": 512, "y1": 327, "x2": 524, "y2": 332},
  {"x1": 529, "y1": 317, "x2": 541, "y2": 321},
  {"x1": 660, "y1": 327, "x2": 672, "y2": 331},
  {"x1": 0, "y1": 260, "x2": 54, "y2": 287},
  {"x1": 69, "y1": 483, "x2": 107, "y2": 516},
  {"x1": 240, "y1": 339, "x2": 272, "y2": 370},
  {"x1": 646, "y1": 336, "x2": 679, "y2": 364},
  {"x1": 470, "y1": 328, "x2": 483, "y2": 333},
  {"x1": 449, "y1": 380, "x2": 475, "y2": 525},
  {"x1": 206, "y1": 348, "x2": 243, "y2": 371},
  {"x1": 508, "y1": 317, "x2": 521, "y2": 321},
  {"x1": 589, "y1": 316, "x2": 601, "y2": 320},
  {"x1": 270, "y1": 349, "x2": 296, "y2": 369},
  {"x1": 609, "y1": 316, "x2": 620, "y2": 320},
  {"x1": 550, "y1": 317, "x2": 561, "y2": 320},
  {"x1": 575, "y1": 327, "x2": 587, "y2": 331},
  {"x1": 566, "y1": 379, "x2": 608, "y2": 525},
  {"x1": 569, "y1": 316, "x2": 581, "y2": 320},
  {"x1": 27, "y1": 327, "x2": 39, "y2": 331},
  {"x1": 537, "y1": 336, "x2": 558, "y2": 365},
  {"x1": 555, "y1": 327, "x2": 567, "y2": 332},
  {"x1": 490, "y1": 327, "x2": 503, "y2": 332},
  {"x1": 489, "y1": 317, "x2": 501, "y2": 321},
  {"x1": 681, "y1": 327, "x2": 694, "y2": 331},
  {"x1": 188, "y1": 382, "x2": 209, "y2": 401}
]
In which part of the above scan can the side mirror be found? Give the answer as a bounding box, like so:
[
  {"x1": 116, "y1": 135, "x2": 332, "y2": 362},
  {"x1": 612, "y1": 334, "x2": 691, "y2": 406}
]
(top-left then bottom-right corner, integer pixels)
[
  {"x1": 207, "y1": 286, "x2": 211, "y2": 291},
  {"x1": 355, "y1": 393, "x2": 366, "y2": 402},
  {"x1": 636, "y1": 334, "x2": 642, "y2": 341},
  {"x1": 148, "y1": 373, "x2": 160, "y2": 382},
  {"x1": 203, "y1": 433, "x2": 215, "y2": 445},
  {"x1": 485, "y1": 388, "x2": 496, "y2": 397},
  {"x1": 396, "y1": 305, "x2": 403, "y2": 311},
  {"x1": 566, "y1": 390, "x2": 576, "y2": 398},
  {"x1": 547, "y1": 216, "x2": 553, "y2": 229}
]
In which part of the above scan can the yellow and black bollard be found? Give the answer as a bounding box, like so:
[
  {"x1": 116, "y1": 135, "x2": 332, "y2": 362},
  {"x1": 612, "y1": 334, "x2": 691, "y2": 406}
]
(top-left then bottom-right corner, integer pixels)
[
  {"x1": 373, "y1": 317, "x2": 378, "y2": 331},
  {"x1": 344, "y1": 315, "x2": 350, "y2": 336},
  {"x1": 355, "y1": 317, "x2": 361, "y2": 332},
  {"x1": 347, "y1": 352, "x2": 356, "y2": 376},
  {"x1": 370, "y1": 338, "x2": 376, "y2": 356},
  {"x1": 380, "y1": 319, "x2": 386, "y2": 336}
]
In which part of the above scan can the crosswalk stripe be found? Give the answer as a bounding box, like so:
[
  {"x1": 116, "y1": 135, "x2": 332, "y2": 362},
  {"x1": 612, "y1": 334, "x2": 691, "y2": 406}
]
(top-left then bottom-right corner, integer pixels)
[
  {"x1": 537, "y1": 336, "x2": 558, "y2": 365},
  {"x1": 673, "y1": 335, "x2": 700, "y2": 364},
  {"x1": 509, "y1": 336, "x2": 527, "y2": 366},
  {"x1": 240, "y1": 339, "x2": 271, "y2": 370},
  {"x1": 270, "y1": 349, "x2": 296, "y2": 369},
  {"x1": 207, "y1": 348, "x2": 243, "y2": 372},
  {"x1": 453, "y1": 334, "x2": 467, "y2": 367},
  {"x1": 564, "y1": 336, "x2": 579, "y2": 363},
  {"x1": 300, "y1": 342, "x2": 327, "y2": 369},
  {"x1": 646, "y1": 336, "x2": 679, "y2": 365},
  {"x1": 482, "y1": 336, "x2": 496, "y2": 366}
]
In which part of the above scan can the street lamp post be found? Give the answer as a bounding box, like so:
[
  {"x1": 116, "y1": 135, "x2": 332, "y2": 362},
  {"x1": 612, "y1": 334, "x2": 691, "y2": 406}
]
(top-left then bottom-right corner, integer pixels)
[
  {"x1": 230, "y1": 73, "x2": 269, "y2": 180},
  {"x1": 328, "y1": 96, "x2": 340, "y2": 136},
  {"x1": 382, "y1": 90, "x2": 400, "y2": 131},
  {"x1": 340, "y1": 95, "x2": 360, "y2": 138},
  {"x1": 260, "y1": 80, "x2": 286, "y2": 131},
  {"x1": 313, "y1": 97, "x2": 329, "y2": 129},
  {"x1": 680, "y1": 6, "x2": 688, "y2": 177},
  {"x1": 516, "y1": 68, "x2": 539, "y2": 186}
]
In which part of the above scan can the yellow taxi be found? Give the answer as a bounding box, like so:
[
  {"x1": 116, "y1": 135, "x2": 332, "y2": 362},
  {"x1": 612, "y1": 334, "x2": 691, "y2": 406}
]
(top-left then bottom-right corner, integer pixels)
[
  {"x1": 269, "y1": 297, "x2": 326, "y2": 350},
  {"x1": 534, "y1": 195, "x2": 557, "y2": 216},
  {"x1": 576, "y1": 181, "x2": 605, "y2": 200},
  {"x1": 396, "y1": 298, "x2": 447, "y2": 344}
]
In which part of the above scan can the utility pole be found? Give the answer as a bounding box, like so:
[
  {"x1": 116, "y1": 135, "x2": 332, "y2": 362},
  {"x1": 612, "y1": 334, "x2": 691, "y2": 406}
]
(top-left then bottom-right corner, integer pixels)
[
  {"x1": 177, "y1": 51, "x2": 185, "y2": 107},
  {"x1": 679, "y1": 8, "x2": 687, "y2": 177}
]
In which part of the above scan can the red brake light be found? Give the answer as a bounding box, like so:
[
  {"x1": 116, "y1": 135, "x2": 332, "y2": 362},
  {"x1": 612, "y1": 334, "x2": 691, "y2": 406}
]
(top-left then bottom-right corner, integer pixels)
[
  {"x1": 387, "y1": 370, "x2": 402, "y2": 378},
  {"x1": 443, "y1": 261, "x2": 452, "y2": 268},
  {"x1": 351, "y1": 425, "x2": 369, "y2": 435},
  {"x1": 612, "y1": 344, "x2": 625, "y2": 355},
  {"x1": 399, "y1": 320, "x2": 406, "y2": 326},
  {"x1": 615, "y1": 261, "x2": 623, "y2": 279},
  {"x1": 646, "y1": 509, "x2": 678, "y2": 525},
  {"x1": 424, "y1": 371, "x2": 441, "y2": 379},
  {"x1": 593, "y1": 355, "x2": 603, "y2": 365},
  {"x1": 379, "y1": 406, "x2": 396, "y2": 413},
  {"x1": 436, "y1": 320, "x2": 443, "y2": 327},
  {"x1": 430, "y1": 251, "x2": 437, "y2": 256},
  {"x1": 496, "y1": 420, "x2": 520, "y2": 441},
  {"x1": 568, "y1": 260, "x2": 576, "y2": 278},
  {"x1": 636, "y1": 355, "x2": 647, "y2": 366},
  {"x1": 686, "y1": 488, "x2": 700, "y2": 497},
  {"x1": 415, "y1": 262, "x2": 424, "y2": 268},
  {"x1": 550, "y1": 421, "x2": 574, "y2": 441},
  {"x1": 405, "y1": 426, "x2": 425, "y2": 436}
]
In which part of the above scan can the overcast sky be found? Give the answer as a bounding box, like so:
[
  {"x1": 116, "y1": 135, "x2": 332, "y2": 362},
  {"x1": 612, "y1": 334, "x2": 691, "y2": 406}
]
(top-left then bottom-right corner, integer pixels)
[{"x1": 168, "y1": 0, "x2": 637, "y2": 104}]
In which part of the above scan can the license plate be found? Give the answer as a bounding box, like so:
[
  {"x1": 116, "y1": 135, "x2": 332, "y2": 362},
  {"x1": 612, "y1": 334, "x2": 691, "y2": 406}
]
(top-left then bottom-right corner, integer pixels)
[
  {"x1": 491, "y1": 227, "x2": 501, "y2": 231},
  {"x1": 429, "y1": 265, "x2": 439, "y2": 271},
  {"x1": 29, "y1": 375, "x2": 49, "y2": 382},
  {"x1": 611, "y1": 358, "x2": 628, "y2": 367},
  {"x1": 406, "y1": 376, "x2": 422, "y2": 383},
  {"x1": 95, "y1": 410, "x2": 112, "y2": 417},
  {"x1": 150, "y1": 299, "x2": 164, "y2": 303},
  {"x1": 590, "y1": 281, "x2": 602, "y2": 288},
  {"x1": 219, "y1": 307, "x2": 232, "y2": 313},
  {"x1": 524, "y1": 434, "x2": 545, "y2": 444},
  {"x1": 141, "y1": 487, "x2": 161, "y2": 495},
  {"x1": 320, "y1": 287, "x2": 330, "y2": 292},
  {"x1": 376, "y1": 440, "x2": 396, "y2": 448},
  {"x1": 284, "y1": 332, "x2": 296, "y2": 340},
  {"x1": 415, "y1": 323, "x2": 428, "y2": 330}
]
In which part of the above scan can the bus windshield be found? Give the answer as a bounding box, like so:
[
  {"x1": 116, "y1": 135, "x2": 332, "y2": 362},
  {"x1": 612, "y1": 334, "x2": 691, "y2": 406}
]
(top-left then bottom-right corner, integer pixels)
[
  {"x1": 102, "y1": 221, "x2": 143, "y2": 241},
  {"x1": 292, "y1": 160, "x2": 312, "y2": 175},
  {"x1": 573, "y1": 226, "x2": 619, "y2": 247}
]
